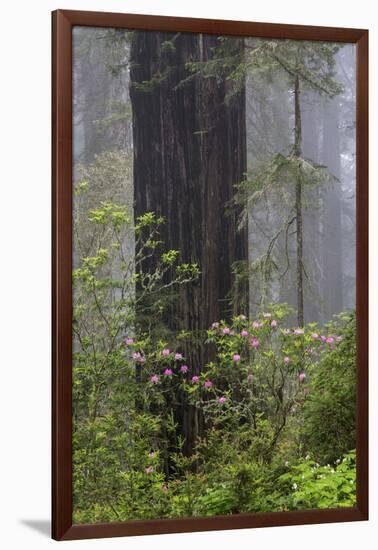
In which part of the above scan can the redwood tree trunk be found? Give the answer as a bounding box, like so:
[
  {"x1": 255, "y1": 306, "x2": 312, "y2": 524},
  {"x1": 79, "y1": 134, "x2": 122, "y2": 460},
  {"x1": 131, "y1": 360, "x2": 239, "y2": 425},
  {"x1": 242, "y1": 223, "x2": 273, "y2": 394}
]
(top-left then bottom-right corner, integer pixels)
[{"x1": 129, "y1": 32, "x2": 247, "y2": 454}]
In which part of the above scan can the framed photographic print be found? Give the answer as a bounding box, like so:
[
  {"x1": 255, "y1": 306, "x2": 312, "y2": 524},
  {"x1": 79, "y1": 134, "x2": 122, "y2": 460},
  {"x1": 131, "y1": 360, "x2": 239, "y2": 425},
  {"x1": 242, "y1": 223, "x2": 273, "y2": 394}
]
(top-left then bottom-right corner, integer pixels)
[{"x1": 52, "y1": 9, "x2": 368, "y2": 540}]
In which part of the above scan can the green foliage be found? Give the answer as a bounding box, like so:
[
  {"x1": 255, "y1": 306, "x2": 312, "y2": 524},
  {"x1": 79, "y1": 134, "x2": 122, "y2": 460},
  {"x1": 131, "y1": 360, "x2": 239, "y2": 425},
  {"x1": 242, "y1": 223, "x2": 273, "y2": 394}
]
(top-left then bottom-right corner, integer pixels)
[
  {"x1": 161, "y1": 249, "x2": 180, "y2": 265},
  {"x1": 89, "y1": 201, "x2": 131, "y2": 228},
  {"x1": 186, "y1": 38, "x2": 343, "y2": 102},
  {"x1": 73, "y1": 291, "x2": 356, "y2": 522},
  {"x1": 302, "y1": 312, "x2": 356, "y2": 464},
  {"x1": 277, "y1": 451, "x2": 356, "y2": 510}
]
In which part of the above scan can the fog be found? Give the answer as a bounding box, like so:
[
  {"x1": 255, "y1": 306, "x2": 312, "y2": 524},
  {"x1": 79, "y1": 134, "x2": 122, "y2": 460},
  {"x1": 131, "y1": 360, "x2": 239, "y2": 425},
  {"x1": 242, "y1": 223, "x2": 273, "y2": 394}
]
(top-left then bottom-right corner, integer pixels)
[{"x1": 73, "y1": 27, "x2": 356, "y2": 326}]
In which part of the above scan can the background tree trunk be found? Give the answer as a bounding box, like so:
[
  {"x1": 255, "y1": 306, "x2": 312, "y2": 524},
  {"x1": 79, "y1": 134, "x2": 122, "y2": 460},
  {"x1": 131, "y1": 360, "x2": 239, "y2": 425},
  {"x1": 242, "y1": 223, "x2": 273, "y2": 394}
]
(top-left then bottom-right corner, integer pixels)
[
  {"x1": 294, "y1": 74, "x2": 304, "y2": 327},
  {"x1": 321, "y1": 97, "x2": 343, "y2": 318},
  {"x1": 301, "y1": 91, "x2": 322, "y2": 324}
]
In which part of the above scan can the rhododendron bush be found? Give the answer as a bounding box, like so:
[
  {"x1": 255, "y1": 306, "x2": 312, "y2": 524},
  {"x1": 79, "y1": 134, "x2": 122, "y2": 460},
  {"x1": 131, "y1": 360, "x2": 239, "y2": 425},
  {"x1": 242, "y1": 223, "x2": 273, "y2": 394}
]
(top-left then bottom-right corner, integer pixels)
[{"x1": 72, "y1": 204, "x2": 356, "y2": 522}]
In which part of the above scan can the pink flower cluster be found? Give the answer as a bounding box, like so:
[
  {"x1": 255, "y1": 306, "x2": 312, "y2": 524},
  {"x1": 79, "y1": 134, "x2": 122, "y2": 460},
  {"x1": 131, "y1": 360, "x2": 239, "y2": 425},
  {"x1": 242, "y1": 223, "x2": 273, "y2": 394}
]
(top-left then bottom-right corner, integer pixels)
[
  {"x1": 250, "y1": 338, "x2": 260, "y2": 348},
  {"x1": 132, "y1": 351, "x2": 146, "y2": 363},
  {"x1": 133, "y1": 315, "x2": 344, "y2": 398}
]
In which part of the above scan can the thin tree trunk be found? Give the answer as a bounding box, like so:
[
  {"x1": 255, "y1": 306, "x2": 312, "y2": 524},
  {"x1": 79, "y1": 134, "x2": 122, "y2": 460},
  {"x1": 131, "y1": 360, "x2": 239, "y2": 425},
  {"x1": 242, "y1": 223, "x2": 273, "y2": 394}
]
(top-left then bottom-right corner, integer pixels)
[
  {"x1": 294, "y1": 74, "x2": 304, "y2": 326},
  {"x1": 321, "y1": 97, "x2": 343, "y2": 318},
  {"x1": 301, "y1": 92, "x2": 322, "y2": 323}
]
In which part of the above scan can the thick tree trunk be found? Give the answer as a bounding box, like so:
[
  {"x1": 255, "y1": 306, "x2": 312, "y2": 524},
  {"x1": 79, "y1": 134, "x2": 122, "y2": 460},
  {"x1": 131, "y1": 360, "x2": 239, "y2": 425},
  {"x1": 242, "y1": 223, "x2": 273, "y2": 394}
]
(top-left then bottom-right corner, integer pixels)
[
  {"x1": 294, "y1": 75, "x2": 304, "y2": 327},
  {"x1": 129, "y1": 32, "x2": 247, "y2": 455}
]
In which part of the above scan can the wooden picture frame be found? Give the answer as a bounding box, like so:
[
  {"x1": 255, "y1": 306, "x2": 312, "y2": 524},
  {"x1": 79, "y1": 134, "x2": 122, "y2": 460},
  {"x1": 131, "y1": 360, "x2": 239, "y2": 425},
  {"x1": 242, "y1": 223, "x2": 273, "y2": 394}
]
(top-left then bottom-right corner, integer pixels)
[{"x1": 52, "y1": 9, "x2": 368, "y2": 541}]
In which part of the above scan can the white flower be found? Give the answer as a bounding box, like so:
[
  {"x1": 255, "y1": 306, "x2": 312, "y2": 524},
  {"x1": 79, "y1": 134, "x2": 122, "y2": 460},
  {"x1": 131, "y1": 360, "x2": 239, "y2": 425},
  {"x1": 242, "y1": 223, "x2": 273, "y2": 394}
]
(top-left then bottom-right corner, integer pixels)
[
  {"x1": 285, "y1": 461, "x2": 289, "y2": 467},
  {"x1": 305, "y1": 454, "x2": 310, "y2": 460},
  {"x1": 292, "y1": 483, "x2": 298, "y2": 490},
  {"x1": 335, "y1": 458, "x2": 341, "y2": 464}
]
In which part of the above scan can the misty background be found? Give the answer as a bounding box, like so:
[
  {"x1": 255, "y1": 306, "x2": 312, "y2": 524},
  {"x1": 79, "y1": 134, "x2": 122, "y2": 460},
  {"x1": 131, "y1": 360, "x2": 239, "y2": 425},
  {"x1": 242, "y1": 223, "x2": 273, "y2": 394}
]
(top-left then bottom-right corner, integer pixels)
[{"x1": 73, "y1": 27, "x2": 356, "y2": 326}]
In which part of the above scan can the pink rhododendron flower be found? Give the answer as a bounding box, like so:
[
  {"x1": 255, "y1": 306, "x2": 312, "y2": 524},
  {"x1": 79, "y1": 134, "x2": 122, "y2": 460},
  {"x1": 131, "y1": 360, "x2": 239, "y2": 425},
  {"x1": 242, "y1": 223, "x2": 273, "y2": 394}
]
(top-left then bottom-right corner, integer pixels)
[
  {"x1": 149, "y1": 451, "x2": 156, "y2": 458},
  {"x1": 160, "y1": 484, "x2": 168, "y2": 491},
  {"x1": 252, "y1": 321, "x2": 261, "y2": 329},
  {"x1": 250, "y1": 338, "x2": 260, "y2": 348},
  {"x1": 162, "y1": 349, "x2": 170, "y2": 357},
  {"x1": 125, "y1": 338, "x2": 134, "y2": 345},
  {"x1": 271, "y1": 319, "x2": 277, "y2": 327},
  {"x1": 247, "y1": 373, "x2": 254, "y2": 383},
  {"x1": 283, "y1": 356, "x2": 290, "y2": 364},
  {"x1": 326, "y1": 337, "x2": 334, "y2": 344},
  {"x1": 180, "y1": 365, "x2": 189, "y2": 373},
  {"x1": 283, "y1": 328, "x2": 290, "y2": 335},
  {"x1": 336, "y1": 336, "x2": 342, "y2": 342},
  {"x1": 211, "y1": 322, "x2": 219, "y2": 329},
  {"x1": 150, "y1": 374, "x2": 159, "y2": 384},
  {"x1": 321, "y1": 335, "x2": 327, "y2": 342},
  {"x1": 311, "y1": 333, "x2": 319, "y2": 340},
  {"x1": 164, "y1": 369, "x2": 173, "y2": 376},
  {"x1": 294, "y1": 328, "x2": 304, "y2": 335},
  {"x1": 241, "y1": 330, "x2": 248, "y2": 337},
  {"x1": 175, "y1": 353, "x2": 183, "y2": 360},
  {"x1": 222, "y1": 327, "x2": 230, "y2": 334},
  {"x1": 139, "y1": 356, "x2": 146, "y2": 363},
  {"x1": 132, "y1": 352, "x2": 141, "y2": 360},
  {"x1": 217, "y1": 396, "x2": 227, "y2": 404},
  {"x1": 191, "y1": 375, "x2": 199, "y2": 383},
  {"x1": 204, "y1": 380, "x2": 213, "y2": 388},
  {"x1": 233, "y1": 354, "x2": 241, "y2": 362},
  {"x1": 145, "y1": 466, "x2": 154, "y2": 474},
  {"x1": 298, "y1": 372, "x2": 306, "y2": 382}
]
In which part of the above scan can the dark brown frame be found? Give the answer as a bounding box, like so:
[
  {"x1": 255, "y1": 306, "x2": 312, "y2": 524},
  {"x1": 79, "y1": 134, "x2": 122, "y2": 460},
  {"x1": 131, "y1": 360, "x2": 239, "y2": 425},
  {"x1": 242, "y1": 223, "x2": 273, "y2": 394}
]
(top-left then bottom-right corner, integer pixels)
[{"x1": 52, "y1": 9, "x2": 369, "y2": 541}]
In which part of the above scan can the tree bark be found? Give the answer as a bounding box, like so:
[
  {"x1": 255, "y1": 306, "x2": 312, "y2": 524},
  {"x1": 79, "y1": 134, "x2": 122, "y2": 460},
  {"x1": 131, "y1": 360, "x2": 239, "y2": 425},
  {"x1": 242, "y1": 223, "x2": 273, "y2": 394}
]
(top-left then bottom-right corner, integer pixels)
[{"x1": 129, "y1": 32, "x2": 247, "y2": 454}]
